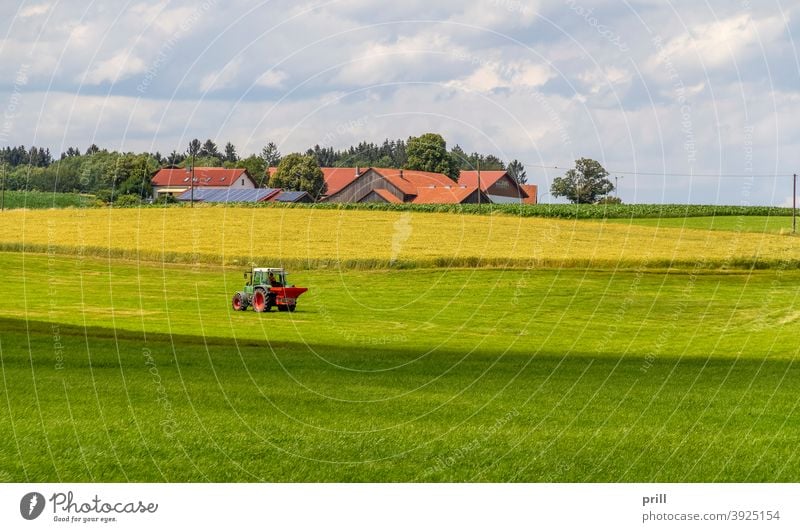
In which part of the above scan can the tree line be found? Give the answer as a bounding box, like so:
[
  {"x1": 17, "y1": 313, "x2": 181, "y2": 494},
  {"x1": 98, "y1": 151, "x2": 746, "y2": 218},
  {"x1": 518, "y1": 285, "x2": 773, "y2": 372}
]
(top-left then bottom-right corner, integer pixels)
[{"x1": 0, "y1": 133, "x2": 529, "y2": 201}]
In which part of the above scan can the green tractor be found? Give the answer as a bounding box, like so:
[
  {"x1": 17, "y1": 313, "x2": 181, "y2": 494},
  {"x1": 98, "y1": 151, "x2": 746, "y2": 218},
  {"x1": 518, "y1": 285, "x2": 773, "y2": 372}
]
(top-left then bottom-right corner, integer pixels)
[{"x1": 232, "y1": 267, "x2": 308, "y2": 313}]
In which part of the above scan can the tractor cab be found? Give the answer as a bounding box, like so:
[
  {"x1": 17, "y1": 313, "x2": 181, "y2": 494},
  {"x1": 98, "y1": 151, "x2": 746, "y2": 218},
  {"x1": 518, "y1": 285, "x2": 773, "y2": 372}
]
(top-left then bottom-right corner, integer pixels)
[{"x1": 252, "y1": 268, "x2": 287, "y2": 287}]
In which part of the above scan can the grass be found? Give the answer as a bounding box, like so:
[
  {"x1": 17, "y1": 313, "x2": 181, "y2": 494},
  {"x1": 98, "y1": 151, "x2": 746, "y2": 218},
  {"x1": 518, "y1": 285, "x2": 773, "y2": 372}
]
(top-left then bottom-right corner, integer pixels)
[
  {"x1": 0, "y1": 206, "x2": 797, "y2": 270},
  {"x1": 610, "y1": 216, "x2": 795, "y2": 234},
  {"x1": 0, "y1": 190, "x2": 96, "y2": 209},
  {"x1": 138, "y1": 201, "x2": 797, "y2": 219},
  {"x1": 1, "y1": 251, "x2": 800, "y2": 481}
]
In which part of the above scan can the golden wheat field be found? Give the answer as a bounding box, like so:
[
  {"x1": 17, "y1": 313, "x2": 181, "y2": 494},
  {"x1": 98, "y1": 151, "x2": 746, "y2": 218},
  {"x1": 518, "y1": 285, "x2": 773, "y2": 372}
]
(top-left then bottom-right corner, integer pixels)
[{"x1": 0, "y1": 206, "x2": 797, "y2": 269}]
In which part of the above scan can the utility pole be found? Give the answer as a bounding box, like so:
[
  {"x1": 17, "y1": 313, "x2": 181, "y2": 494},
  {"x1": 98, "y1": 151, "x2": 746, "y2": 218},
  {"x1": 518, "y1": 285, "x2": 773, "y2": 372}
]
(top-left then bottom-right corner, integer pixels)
[
  {"x1": 191, "y1": 151, "x2": 195, "y2": 208},
  {"x1": 793, "y1": 173, "x2": 797, "y2": 234},
  {"x1": 477, "y1": 160, "x2": 481, "y2": 213},
  {"x1": 186, "y1": 151, "x2": 195, "y2": 208},
  {"x1": 1, "y1": 162, "x2": 5, "y2": 211}
]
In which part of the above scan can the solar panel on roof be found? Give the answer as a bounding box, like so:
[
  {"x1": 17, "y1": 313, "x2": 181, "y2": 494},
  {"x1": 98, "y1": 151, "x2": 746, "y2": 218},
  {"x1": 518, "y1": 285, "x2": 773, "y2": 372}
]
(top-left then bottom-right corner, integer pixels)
[
  {"x1": 177, "y1": 188, "x2": 279, "y2": 203},
  {"x1": 274, "y1": 191, "x2": 309, "y2": 202}
]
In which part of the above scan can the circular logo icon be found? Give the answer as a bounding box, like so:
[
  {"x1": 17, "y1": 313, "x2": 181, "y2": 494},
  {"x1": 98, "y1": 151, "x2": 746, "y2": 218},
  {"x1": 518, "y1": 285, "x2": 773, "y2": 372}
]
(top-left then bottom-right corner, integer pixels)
[{"x1": 20, "y1": 492, "x2": 45, "y2": 520}]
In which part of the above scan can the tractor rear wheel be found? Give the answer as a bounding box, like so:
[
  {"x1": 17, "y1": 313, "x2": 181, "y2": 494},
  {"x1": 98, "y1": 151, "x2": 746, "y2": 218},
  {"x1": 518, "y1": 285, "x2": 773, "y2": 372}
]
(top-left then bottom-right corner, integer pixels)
[
  {"x1": 232, "y1": 292, "x2": 248, "y2": 311},
  {"x1": 252, "y1": 288, "x2": 268, "y2": 312},
  {"x1": 287, "y1": 305, "x2": 296, "y2": 312}
]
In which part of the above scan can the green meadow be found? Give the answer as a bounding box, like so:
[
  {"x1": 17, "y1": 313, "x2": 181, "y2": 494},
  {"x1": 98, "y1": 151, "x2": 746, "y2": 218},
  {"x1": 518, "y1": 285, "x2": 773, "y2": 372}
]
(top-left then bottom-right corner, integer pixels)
[
  {"x1": 1, "y1": 240, "x2": 799, "y2": 481},
  {"x1": 609, "y1": 215, "x2": 795, "y2": 234},
  {"x1": 0, "y1": 190, "x2": 96, "y2": 209}
]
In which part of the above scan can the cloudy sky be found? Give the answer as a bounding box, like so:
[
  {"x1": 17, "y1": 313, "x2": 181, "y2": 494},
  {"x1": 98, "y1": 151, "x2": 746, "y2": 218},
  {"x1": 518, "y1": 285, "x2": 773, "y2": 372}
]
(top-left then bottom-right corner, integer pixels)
[{"x1": 1, "y1": 0, "x2": 798, "y2": 205}]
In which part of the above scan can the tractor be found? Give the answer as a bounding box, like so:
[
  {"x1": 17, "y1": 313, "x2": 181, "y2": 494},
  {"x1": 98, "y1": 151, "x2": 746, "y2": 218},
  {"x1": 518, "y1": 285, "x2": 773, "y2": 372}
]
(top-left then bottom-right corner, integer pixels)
[{"x1": 231, "y1": 267, "x2": 308, "y2": 313}]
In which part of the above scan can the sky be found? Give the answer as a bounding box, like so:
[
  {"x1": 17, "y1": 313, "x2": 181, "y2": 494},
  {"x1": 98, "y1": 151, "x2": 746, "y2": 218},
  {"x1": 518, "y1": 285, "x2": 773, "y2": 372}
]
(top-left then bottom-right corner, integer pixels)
[{"x1": 1, "y1": 0, "x2": 799, "y2": 205}]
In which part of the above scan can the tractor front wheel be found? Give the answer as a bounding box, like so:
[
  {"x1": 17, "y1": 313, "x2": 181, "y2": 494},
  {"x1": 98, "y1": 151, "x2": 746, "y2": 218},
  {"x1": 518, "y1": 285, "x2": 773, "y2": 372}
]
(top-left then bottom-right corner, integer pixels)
[
  {"x1": 252, "y1": 288, "x2": 268, "y2": 312},
  {"x1": 232, "y1": 292, "x2": 248, "y2": 311}
]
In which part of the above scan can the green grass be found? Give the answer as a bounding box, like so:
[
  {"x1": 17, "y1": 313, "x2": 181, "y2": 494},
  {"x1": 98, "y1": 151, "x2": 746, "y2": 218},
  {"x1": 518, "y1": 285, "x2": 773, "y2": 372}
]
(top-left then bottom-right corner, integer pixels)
[
  {"x1": 1, "y1": 251, "x2": 799, "y2": 482},
  {"x1": 0, "y1": 190, "x2": 96, "y2": 209},
  {"x1": 608, "y1": 216, "x2": 796, "y2": 234},
  {"x1": 117, "y1": 200, "x2": 798, "y2": 219}
]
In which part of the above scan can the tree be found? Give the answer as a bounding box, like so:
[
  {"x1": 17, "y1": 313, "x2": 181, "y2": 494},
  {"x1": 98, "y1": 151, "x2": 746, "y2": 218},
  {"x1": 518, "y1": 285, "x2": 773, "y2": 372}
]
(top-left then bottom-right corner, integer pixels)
[
  {"x1": 551, "y1": 158, "x2": 614, "y2": 204},
  {"x1": 596, "y1": 195, "x2": 622, "y2": 204},
  {"x1": 224, "y1": 142, "x2": 238, "y2": 163},
  {"x1": 261, "y1": 142, "x2": 281, "y2": 167},
  {"x1": 166, "y1": 150, "x2": 183, "y2": 165},
  {"x1": 405, "y1": 133, "x2": 459, "y2": 181},
  {"x1": 239, "y1": 155, "x2": 267, "y2": 186},
  {"x1": 200, "y1": 139, "x2": 220, "y2": 158},
  {"x1": 86, "y1": 144, "x2": 100, "y2": 155},
  {"x1": 507, "y1": 159, "x2": 527, "y2": 184},
  {"x1": 306, "y1": 144, "x2": 335, "y2": 167},
  {"x1": 269, "y1": 153, "x2": 325, "y2": 199},
  {"x1": 187, "y1": 139, "x2": 201, "y2": 158},
  {"x1": 449, "y1": 144, "x2": 469, "y2": 168}
]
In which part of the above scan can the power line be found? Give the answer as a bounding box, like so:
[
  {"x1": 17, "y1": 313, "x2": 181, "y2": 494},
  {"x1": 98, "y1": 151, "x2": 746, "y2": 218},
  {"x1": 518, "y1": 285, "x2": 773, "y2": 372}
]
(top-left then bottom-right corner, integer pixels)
[{"x1": 521, "y1": 163, "x2": 791, "y2": 179}]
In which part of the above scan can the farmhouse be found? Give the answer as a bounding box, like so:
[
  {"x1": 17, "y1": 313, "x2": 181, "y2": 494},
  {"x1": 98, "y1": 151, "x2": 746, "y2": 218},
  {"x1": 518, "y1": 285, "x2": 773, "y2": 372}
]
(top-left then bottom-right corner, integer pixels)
[
  {"x1": 151, "y1": 167, "x2": 257, "y2": 199},
  {"x1": 458, "y1": 170, "x2": 532, "y2": 204}
]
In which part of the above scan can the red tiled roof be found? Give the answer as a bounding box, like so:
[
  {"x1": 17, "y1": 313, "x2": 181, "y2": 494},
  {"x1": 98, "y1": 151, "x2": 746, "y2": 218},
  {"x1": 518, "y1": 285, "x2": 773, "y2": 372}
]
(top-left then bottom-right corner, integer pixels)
[
  {"x1": 321, "y1": 167, "x2": 363, "y2": 195},
  {"x1": 521, "y1": 184, "x2": 538, "y2": 204},
  {"x1": 372, "y1": 167, "x2": 454, "y2": 194},
  {"x1": 151, "y1": 167, "x2": 253, "y2": 187},
  {"x1": 412, "y1": 185, "x2": 481, "y2": 204},
  {"x1": 370, "y1": 188, "x2": 403, "y2": 204},
  {"x1": 458, "y1": 170, "x2": 528, "y2": 198}
]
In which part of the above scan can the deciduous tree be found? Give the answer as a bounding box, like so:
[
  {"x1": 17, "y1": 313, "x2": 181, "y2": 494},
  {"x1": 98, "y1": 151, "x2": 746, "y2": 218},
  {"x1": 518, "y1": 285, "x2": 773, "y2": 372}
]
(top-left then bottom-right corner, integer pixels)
[{"x1": 551, "y1": 158, "x2": 614, "y2": 204}]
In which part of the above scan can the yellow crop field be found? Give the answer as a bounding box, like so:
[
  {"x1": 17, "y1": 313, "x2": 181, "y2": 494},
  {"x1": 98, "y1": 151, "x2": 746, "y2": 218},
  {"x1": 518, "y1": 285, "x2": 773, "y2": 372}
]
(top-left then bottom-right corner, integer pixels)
[{"x1": 0, "y1": 206, "x2": 797, "y2": 269}]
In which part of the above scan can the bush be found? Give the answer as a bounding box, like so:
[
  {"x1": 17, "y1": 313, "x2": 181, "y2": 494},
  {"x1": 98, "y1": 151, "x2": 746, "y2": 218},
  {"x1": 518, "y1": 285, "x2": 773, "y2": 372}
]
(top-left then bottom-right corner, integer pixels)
[
  {"x1": 113, "y1": 194, "x2": 142, "y2": 207},
  {"x1": 154, "y1": 194, "x2": 178, "y2": 205},
  {"x1": 597, "y1": 196, "x2": 623, "y2": 205},
  {"x1": 94, "y1": 188, "x2": 113, "y2": 203}
]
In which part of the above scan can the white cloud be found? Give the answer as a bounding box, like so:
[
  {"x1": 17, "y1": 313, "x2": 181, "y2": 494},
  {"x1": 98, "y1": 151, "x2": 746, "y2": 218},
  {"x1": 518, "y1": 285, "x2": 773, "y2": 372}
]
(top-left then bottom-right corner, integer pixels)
[
  {"x1": 84, "y1": 51, "x2": 148, "y2": 84},
  {"x1": 647, "y1": 14, "x2": 787, "y2": 73},
  {"x1": 18, "y1": 3, "x2": 51, "y2": 17},
  {"x1": 447, "y1": 60, "x2": 552, "y2": 92},
  {"x1": 256, "y1": 70, "x2": 288, "y2": 89},
  {"x1": 578, "y1": 66, "x2": 631, "y2": 95},
  {"x1": 452, "y1": 0, "x2": 539, "y2": 29},
  {"x1": 333, "y1": 31, "x2": 467, "y2": 85},
  {"x1": 200, "y1": 57, "x2": 245, "y2": 92}
]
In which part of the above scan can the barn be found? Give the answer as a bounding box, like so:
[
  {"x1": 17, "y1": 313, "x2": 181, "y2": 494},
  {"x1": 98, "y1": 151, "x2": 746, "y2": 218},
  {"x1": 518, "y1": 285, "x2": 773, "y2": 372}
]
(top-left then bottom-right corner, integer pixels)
[
  {"x1": 521, "y1": 184, "x2": 538, "y2": 204},
  {"x1": 458, "y1": 170, "x2": 530, "y2": 204},
  {"x1": 297, "y1": 167, "x2": 489, "y2": 204},
  {"x1": 151, "y1": 167, "x2": 257, "y2": 199}
]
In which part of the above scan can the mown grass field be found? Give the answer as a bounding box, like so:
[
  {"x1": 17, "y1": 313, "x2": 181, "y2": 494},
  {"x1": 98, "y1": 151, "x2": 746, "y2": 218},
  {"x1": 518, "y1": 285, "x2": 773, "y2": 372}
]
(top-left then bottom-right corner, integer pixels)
[{"x1": 0, "y1": 207, "x2": 799, "y2": 482}]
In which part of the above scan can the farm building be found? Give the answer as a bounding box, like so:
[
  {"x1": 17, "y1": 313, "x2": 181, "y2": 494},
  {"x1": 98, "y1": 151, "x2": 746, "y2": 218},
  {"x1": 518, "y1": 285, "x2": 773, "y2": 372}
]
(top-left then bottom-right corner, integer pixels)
[
  {"x1": 268, "y1": 166, "x2": 491, "y2": 204},
  {"x1": 521, "y1": 184, "x2": 538, "y2": 204},
  {"x1": 458, "y1": 170, "x2": 531, "y2": 204},
  {"x1": 151, "y1": 167, "x2": 258, "y2": 199}
]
